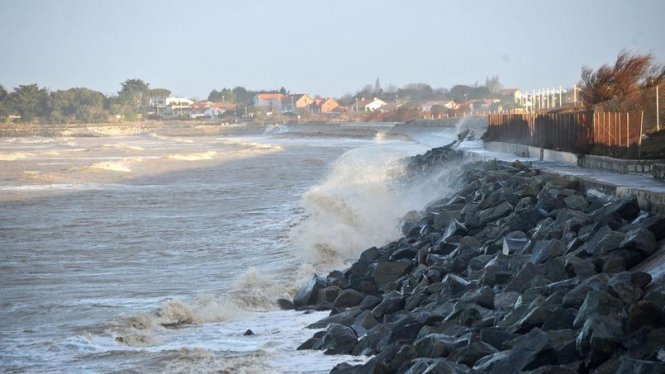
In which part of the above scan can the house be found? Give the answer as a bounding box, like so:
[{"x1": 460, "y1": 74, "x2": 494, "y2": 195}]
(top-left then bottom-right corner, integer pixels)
[
  {"x1": 280, "y1": 94, "x2": 315, "y2": 113},
  {"x1": 499, "y1": 89, "x2": 523, "y2": 104},
  {"x1": 190, "y1": 101, "x2": 238, "y2": 118},
  {"x1": 352, "y1": 97, "x2": 388, "y2": 112},
  {"x1": 152, "y1": 97, "x2": 194, "y2": 116},
  {"x1": 311, "y1": 98, "x2": 340, "y2": 113},
  {"x1": 254, "y1": 93, "x2": 286, "y2": 111},
  {"x1": 421, "y1": 100, "x2": 459, "y2": 112}
]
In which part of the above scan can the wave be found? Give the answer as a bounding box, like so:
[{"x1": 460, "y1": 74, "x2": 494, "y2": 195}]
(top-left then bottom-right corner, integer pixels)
[
  {"x1": 101, "y1": 143, "x2": 145, "y2": 151},
  {"x1": 0, "y1": 152, "x2": 34, "y2": 161},
  {"x1": 291, "y1": 142, "x2": 459, "y2": 266},
  {"x1": 263, "y1": 124, "x2": 290, "y2": 135},
  {"x1": 163, "y1": 349, "x2": 280, "y2": 374},
  {"x1": 87, "y1": 158, "x2": 142, "y2": 173},
  {"x1": 164, "y1": 151, "x2": 217, "y2": 161}
]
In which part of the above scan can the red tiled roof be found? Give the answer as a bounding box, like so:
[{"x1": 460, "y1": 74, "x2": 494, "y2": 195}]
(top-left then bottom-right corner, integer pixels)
[{"x1": 257, "y1": 93, "x2": 286, "y2": 100}]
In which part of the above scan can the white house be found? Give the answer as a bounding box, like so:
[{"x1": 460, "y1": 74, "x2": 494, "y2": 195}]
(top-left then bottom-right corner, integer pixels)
[
  {"x1": 353, "y1": 97, "x2": 388, "y2": 112},
  {"x1": 157, "y1": 97, "x2": 194, "y2": 116}
]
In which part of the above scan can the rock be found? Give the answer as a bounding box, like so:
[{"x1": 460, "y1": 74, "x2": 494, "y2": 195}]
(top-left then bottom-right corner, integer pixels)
[
  {"x1": 607, "y1": 272, "x2": 644, "y2": 304},
  {"x1": 388, "y1": 315, "x2": 423, "y2": 344},
  {"x1": 563, "y1": 195, "x2": 589, "y2": 211},
  {"x1": 593, "y1": 194, "x2": 640, "y2": 221},
  {"x1": 504, "y1": 262, "x2": 541, "y2": 293},
  {"x1": 440, "y1": 274, "x2": 474, "y2": 297},
  {"x1": 450, "y1": 335, "x2": 499, "y2": 367},
  {"x1": 494, "y1": 291, "x2": 520, "y2": 309},
  {"x1": 460, "y1": 286, "x2": 495, "y2": 309},
  {"x1": 277, "y1": 298, "x2": 295, "y2": 310},
  {"x1": 620, "y1": 227, "x2": 658, "y2": 257},
  {"x1": 351, "y1": 310, "x2": 379, "y2": 337},
  {"x1": 333, "y1": 289, "x2": 365, "y2": 309},
  {"x1": 617, "y1": 356, "x2": 664, "y2": 374},
  {"x1": 371, "y1": 292, "x2": 405, "y2": 319},
  {"x1": 319, "y1": 286, "x2": 342, "y2": 303},
  {"x1": 502, "y1": 235, "x2": 530, "y2": 255},
  {"x1": 486, "y1": 328, "x2": 552, "y2": 374},
  {"x1": 564, "y1": 256, "x2": 596, "y2": 279},
  {"x1": 632, "y1": 272, "x2": 653, "y2": 289},
  {"x1": 308, "y1": 307, "x2": 363, "y2": 329},
  {"x1": 542, "y1": 308, "x2": 575, "y2": 331},
  {"x1": 573, "y1": 290, "x2": 623, "y2": 328},
  {"x1": 562, "y1": 274, "x2": 610, "y2": 309},
  {"x1": 478, "y1": 201, "x2": 514, "y2": 227},
  {"x1": 443, "y1": 219, "x2": 469, "y2": 240},
  {"x1": 360, "y1": 246, "x2": 381, "y2": 262},
  {"x1": 243, "y1": 329, "x2": 254, "y2": 336},
  {"x1": 575, "y1": 314, "x2": 622, "y2": 369},
  {"x1": 591, "y1": 230, "x2": 626, "y2": 258},
  {"x1": 480, "y1": 327, "x2": 519, "y2": 350},
  {"x1": 510, "y1": 305, "x2": 553, "y2": 334},
  {"x1": 413, "y1": 333, "x2": 469, "y2": 358},
  {"x1": 359, "y1": 295, "x2": 382, "y2": 310},
  {"x1": 641, "y1": 216, "x2": 665, "y2": 240},
  {"x1": 313, "y1": 323, "x2": 358, "y2": 355},
  {"x1": 294, "y1": 274, "x2": 328, "y2": 309},
  {"x1": 626, "y1": 301, "x2": 663, "y2": 332},
  {"x1": 372, "y1": 262, "x2": 410, "y2": 287},
  {"x1": 530, "y1": 239, "x2": 566, "y2": 264},
  {"x1": 402, "y1": 358, "x2": 473, "y2": 374},
  {"x1": 387, "y1": 344, "x2": 418, "y2": 372}
]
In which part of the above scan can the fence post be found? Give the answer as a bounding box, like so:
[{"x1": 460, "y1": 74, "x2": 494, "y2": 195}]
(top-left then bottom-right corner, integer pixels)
[
  {"x1": 639, "y1": 111, "x2": 644, "y2": 159},
  {"x1": 657, "y1": 86, "x2": 660, "y2": 132},
  {"x1": 626, "y1": 112, "x2": 629, "y2": 158}
]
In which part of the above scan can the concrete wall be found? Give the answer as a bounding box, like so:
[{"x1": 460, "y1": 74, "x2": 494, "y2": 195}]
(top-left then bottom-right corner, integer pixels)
[
  {"x1": 577, "y1": 155, "x2": 665, "y2": 177},
  {"x1": 484, "y1": 141, "x2": 579, "y2": 165}
]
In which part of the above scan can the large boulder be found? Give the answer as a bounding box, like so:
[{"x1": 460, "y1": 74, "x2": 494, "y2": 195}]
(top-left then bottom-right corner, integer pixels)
[
  {"x1": 530, "y1": 239, "x2": 565, "y2": 264},
  {"x1": 333, "y1": 289, "x2": 365, "y2": 309},
  {"x1": 573, "y1": 290, "x2": 623, "y2": 328},
  {"x1": 372, "y1": 261, "x2": 410, "y2": 287},
  {"x1": 575, "y1": 314, "x2": 622, "y2": 369},
  {"x1": 414, "y1": 333, "x2": 469, "y2": 358},
  {"x1": 313, "y1": 323, "x2": 358, "y2": 355},
  {"x1": 294, "y1": 274, "x2": 328, "y2": 308},
  {"x1": 620, "y1": 227, "x2": 658, "y2": 257}
]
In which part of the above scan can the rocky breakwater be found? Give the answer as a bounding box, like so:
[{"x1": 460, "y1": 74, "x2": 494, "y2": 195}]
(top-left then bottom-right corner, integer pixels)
[{"x1": 283, "y1": 143, "x2": 665, "y2": 374}]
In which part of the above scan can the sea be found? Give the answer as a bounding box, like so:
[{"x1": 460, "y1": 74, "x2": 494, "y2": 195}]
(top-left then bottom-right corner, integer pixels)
[{"x1": 0, "y1": 123, "x2": 460, "y2": 373}]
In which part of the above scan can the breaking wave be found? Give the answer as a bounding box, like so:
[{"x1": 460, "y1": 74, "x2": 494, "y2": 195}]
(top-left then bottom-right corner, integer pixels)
[
  {"x1": 0, "y1": 152, "x2": 34, "y2": 161},
  {"x1": 291, "y1": 141, "x2": 459, "y2": 266},
  {"x1": 164, "y1": 151, "x2": 217, "y2": 161},
  {"x1": 163, "y1": 349, "x2": 279, "y2": 374},
  {"x1": 87, "y1": 158, "x2": 142, "y2": 173}
]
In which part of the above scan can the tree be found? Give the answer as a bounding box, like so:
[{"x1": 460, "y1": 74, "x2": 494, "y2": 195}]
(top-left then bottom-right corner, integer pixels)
[
  {"x1": 118, "y1": 79, "x2": 150, "y2": 116},
  {"x1": 0, "y1": 85, "x2": 6, "y2": 118},
  {"x1": 484, "y1": 75, "x2": 503, "y2": 94},
  {"x1": 149, "y1": 88, "x2": 171, "y2": 98},
  {"x1": 47, "y1": 88, "x2": 108, "y2": 123},
  {"x1": 580, "y1": 50, "x2": 665, "y2": 108},
  {"x1": 7, "y1": 84, "x2": 48, "y2": 122},
  {"x1": 374, "y1": 78, "x2": 382, "y2": 94}
]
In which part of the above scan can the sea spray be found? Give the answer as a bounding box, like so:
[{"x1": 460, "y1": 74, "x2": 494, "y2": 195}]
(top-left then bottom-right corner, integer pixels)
[{"x1": 291, "y1": 143, "x2": 462, "y2": 267}]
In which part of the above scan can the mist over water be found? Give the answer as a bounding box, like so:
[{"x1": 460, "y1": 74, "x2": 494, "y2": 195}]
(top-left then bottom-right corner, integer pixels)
[{"x1": 0, "y1": 126, "x2": 459, "y2": 373}]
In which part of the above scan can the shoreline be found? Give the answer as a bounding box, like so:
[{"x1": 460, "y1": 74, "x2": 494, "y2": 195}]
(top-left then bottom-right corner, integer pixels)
[{"x1": 284, "y1": 142, "x2": 665, "y2": 373}]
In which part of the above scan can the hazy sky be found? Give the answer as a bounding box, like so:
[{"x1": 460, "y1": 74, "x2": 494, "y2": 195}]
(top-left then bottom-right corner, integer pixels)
[{"x1": 1, "y1": 0, "x2": 664, "y2": 98}]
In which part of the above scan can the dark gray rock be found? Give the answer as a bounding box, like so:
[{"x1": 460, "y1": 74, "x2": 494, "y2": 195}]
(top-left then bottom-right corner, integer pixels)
[
  {"x1": 460, "y1": 286, "x2": 495, "y2": 309},
  {"x1": 564, "y1": 256, "x2": 596, "y2": 279},
  {"x1": 413, "y1": 333, "x2": 469, "y2": 358},
  {"x1": 626, "y1": 300, "x2": 663, "y2": 332},
  {"x1": 294, "y1": 274, "x2": 328, "y2": 308},
  {"x1": 573, "y1": 290, "x2": 623, "y2": 328},
  {"x1": 351, "y1": 310, "x2": 379, "y2": 337},
  {"x1": 575, "y1": 314, "x2": 622, "y2": 369},
  {"x1": 243, "y1": 329, "x2": 254, "y2": 336},
  {"x1": 530, "y1": 239, "x2": 566, "y2": 264},
  {"x1": 333, "y1": 289, "x2": 365, "y2": 309},
  {"x1": 563, "y1": 195, "x2": 589, "y2": 211},
  {"x1": 542, "y1": 308, "x2": 575, "y2": 331},
  {"x1": 641, "y1": 216, "x2": 665, "y2": 240},
  {"x1": 401, "y1": 358, "x2": 473, "y2": 374},
  {"x1": 478, "y1": 201, "x2": 514, "y2": 227},
  {"x1": 510, "y1": 305, "x2": 553, "y2": 334},
  {"x1": 617, "y1": 356, "x2": 664, "y2": 374},
  {"x1": 450, "y1": 335, "x2": 499, "y2": 367},
  {"x1": 593, "y1": 194, "x2": 640, "y2": 221},
  {"x1": 620, "y1": 227, "x2": 658, "y2": 257},
  {"x1": 319, "y1": 286, "x2": 342, "y2": 303},
  {"x1": 308, "y1": 306, "x2": 363, "y2": 329},
  {"x1": 277, "y1": 298, "x2": 294, "y2": 310},
  {"x1": 313, "y1": 323, "x2": 358, "y2": 355},
  {"x1": 372, "y1": 261, "x2": 410, "y2": 287},
  {"x1": 359, "y1": 295, "x2": 382, "y2": 310},
  {"x1": 480, "y1": 327, "x2": 519, "y2": 350},
  {"x1": 486, "y1": 328, "x2": 552, "y2": 374},
  {"x1": 504, "y1": 262, "x2": 541, "y2": 293}
]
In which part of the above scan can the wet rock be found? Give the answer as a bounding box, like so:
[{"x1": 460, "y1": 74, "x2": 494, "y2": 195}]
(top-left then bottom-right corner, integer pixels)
[
  {"x1": 620, "y1": 227, "x2": 658, "y2": 257},
  {"x1": 562, "y1": 274, "x2": 610, "y2": 309},
  {"x1": 573, "y1": 290, "x2": 623, "y2": 328},
  {"x1": 631, "y1": 272, "x2": 652, "y2": 289},
  {"x1": 294, "y1": 274, "x2": 328, "y2": 309},
  {"x1": 450, "y1": 334, "x2": 499, "y2": 367},
  {"x1": 277, "y1": 298, "x2": 295, "y2": 310},
  {"x1": 359, "y1": 295, "x2": 382, "y2": 310},
  {"x1": 388, "y1": 315, "x2": 423, "y2": 345},
  {"x1": 243, "y1": 329, "x2": 254, "y2": 336},
  {"x1": 371, "y1": 292, "x2": 405, "y2": 319},
  {"x1": 575, "y1": 314, "x2": 622, "y2": 369},
  {"x1": 607, "y1": 272, "x2": 644, "y2": 304},
  {"x1": 333, "y1": 289, "x2": 364, "y2": 309},
  {"x1": 480, "y1": 327, "x2": 519, "y2": 350},
  {"x1": 319, "y1": 286, "x2": 342, "y2": 304},
  {"x1": 460, "y1": 286, "x2": 495, "y2": 309},
  {"x1": 372, "y1": 261, "x2": 410, "y2": 287},
  {"x1": 401, "y1": 358, "x2": 472, "y2": 374},
  {"x1": 308, "y1": 307, "x2": 363, "y2": 329},
  {"x1": 313, "y1": 323, "x2": 358, "y2": 355},
  {"x1": 593, "y1": 194, "x2": 640, "y2": 221},
  {"x1": 350, "y1": 310, "x2": 379, "y2": 337}
]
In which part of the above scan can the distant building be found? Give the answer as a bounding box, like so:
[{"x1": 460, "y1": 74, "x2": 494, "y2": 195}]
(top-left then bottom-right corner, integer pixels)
[
  {"x1": 311, "y1": 98, "x2": 340, "y2": 113},
  {"x1": 499, "y1": 89, "x2": 523, "y2": 104},
  {"x1": 280, "y1": 94, "x2": 315, "y2": 113},
  {"x1": 150, "y1": 97, "x2": 194, "y2": 116},
  {"x1": 254, "y1": 93, "x2": 286, "y2": 111},
  {"x1": 190, "y1": 101, "x2": 238, "y2": 118},
  {"x1": 422, "y1": 100, "x2": 459, "y2": 111},
  {"x1": 352, "y1": 97, "x2": 388, "y2": 112}
]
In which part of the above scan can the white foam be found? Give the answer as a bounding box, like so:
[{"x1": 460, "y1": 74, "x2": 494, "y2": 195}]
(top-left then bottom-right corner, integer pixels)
[
  {"x1": 164, "y1": 151, "x2": 217, "y2": 161},
  {"x1": 0, "y1": 152, "x2": 34, "y2": 161}
]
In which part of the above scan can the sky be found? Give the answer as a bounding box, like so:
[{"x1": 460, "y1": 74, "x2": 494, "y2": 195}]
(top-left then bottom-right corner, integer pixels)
[{"x1": 1, "y1": 0, "x2": 664, "y2": 99}]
